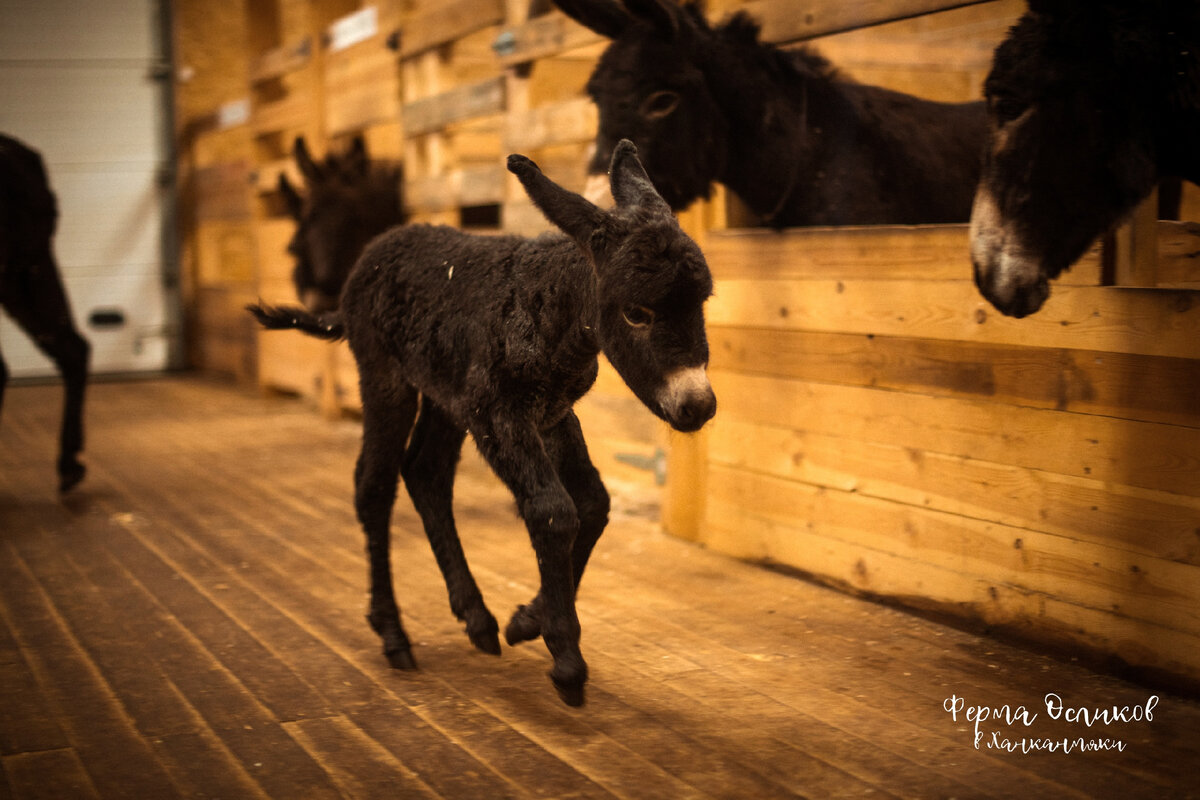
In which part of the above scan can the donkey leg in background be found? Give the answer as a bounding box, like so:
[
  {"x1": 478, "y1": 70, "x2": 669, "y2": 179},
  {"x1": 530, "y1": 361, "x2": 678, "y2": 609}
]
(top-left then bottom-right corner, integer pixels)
[
  {"x1": 400, "y1": 396, "x2": 501, "y2": 655},
  {"x1": 1, "y1": 263, "x2": 90, "y2": 491},
  {"x1": 473, "y1": 418, "x2": 587, "y2": 705},
  {"x1": 506, "y1": 411, "x2": 610, "y2": 646},
  {"x1": 355, "y1": 373, "x2": 420, "y2": 669}
]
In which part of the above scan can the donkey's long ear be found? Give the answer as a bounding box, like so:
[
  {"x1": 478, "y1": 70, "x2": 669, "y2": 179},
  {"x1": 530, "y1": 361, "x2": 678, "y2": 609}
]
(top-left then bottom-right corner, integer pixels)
[
  {"x1": 293, "y1": 136, "x2": 323, "y2": 182},
  {"x1": 343, "y1": 135, "x2": 369, "y2": 177},
  {"x1": 508, "y1": 153, "x2": 605, "y2": 244},
  {"x1": 553, "y1": 0, "x2": 630, "y2": 39},
  {"x1": 279, "y1": 173, "x2": 303, "y2": 219},
  {"x1": 609, "y1": 140, "x2": 672, "y2": 213},
  {"x1": 623, "y1": 0, "x2": 685, "y2": 37}
]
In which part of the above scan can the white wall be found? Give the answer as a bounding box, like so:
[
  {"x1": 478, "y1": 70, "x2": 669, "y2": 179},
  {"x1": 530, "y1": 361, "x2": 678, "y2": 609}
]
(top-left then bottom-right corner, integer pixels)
[{"x1": 0, "y1": 0, "x2": 177, "y2": 376}]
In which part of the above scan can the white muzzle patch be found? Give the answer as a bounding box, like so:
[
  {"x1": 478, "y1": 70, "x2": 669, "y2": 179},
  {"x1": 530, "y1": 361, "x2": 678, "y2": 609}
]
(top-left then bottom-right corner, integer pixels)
[
  {"x1": 656, "y1": 365, "x2": 714, "y2": 423},
  {"x1": 969, "y1": 185, "x2": 1040, "y2": 309}
]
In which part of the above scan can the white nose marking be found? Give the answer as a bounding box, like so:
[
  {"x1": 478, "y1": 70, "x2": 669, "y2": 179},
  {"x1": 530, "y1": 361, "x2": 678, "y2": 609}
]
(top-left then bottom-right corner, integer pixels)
[{"x1": 658, "y1": 365, "x2": 712, "y2": 416}]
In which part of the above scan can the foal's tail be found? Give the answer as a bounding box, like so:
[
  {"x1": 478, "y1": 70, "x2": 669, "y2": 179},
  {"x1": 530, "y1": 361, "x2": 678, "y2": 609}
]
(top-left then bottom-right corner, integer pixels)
[{"x1": 246, "y1": 302, "x2": 345, "y2": 341}]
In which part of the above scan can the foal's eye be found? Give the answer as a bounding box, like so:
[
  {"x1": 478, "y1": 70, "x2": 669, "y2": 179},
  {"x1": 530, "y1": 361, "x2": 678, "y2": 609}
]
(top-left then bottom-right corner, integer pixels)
[
  {"x1": 639, "y1": 90, "x2": 681, "y2": 120},
  {"x1": 623, "y1": 305, "x2": 656, "y2": 328}
]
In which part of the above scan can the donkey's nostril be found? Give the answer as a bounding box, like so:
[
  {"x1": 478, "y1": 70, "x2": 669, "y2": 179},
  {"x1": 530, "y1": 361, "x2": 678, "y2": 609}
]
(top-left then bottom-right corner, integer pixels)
[{"x1": 674, "y1": 390, "x2": 716, "y2": 432}]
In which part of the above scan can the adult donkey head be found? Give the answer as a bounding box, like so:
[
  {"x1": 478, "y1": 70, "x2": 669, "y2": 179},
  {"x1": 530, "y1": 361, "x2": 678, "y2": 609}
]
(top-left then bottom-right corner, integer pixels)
[{"x1": 279, "y1": 136, "x2": 404, "y2": 313}]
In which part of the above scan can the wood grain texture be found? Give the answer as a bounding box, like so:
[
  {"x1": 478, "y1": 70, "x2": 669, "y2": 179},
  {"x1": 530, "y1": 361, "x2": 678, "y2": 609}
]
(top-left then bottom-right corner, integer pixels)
[{"x1": 3, "y1": 378, "x2": 1198, "y2": 798}]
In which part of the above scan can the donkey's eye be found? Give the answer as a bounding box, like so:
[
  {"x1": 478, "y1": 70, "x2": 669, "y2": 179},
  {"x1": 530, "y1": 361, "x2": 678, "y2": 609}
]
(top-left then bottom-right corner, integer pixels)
[
  {"x1": 989, "y1": 93, "x2": 1026, "y2": 124},
  {"x1": 639, "y1": 90, "x2": 680, "y2": 120},
  {"x1": 623, "y1": 306, "x2": 656, "y2": 328}
]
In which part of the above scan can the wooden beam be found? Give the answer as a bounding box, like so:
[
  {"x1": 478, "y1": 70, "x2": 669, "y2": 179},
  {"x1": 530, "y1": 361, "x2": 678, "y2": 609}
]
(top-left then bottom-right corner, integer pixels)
[
  {"x1": 404, "y1": 165, "x2": 506, "y2": 213},
  {"x1": 396, "y1": 0, "x2": 506, "y2": 58},
  {"x1": 402, "y1": 76, "x2": 507, "y2": 137},
  {"x1": 493, "y1": 12, "x2": 600, "y2": 68},
  {"x1": 194, "y1": 161, "x2": 252, "y2": 221},
  {"x1": 704, "y1": 224, "x2": 1102, "y2": 284},
  {"x1": 747, "y1": 0, "x2": 996, "y2": 44},
  {"x1": 707, "y1": 416, "x2": 1200, "y2": 567},
  {"x1": 707, "y1": 277, "x2": 1200, "y2": 360},
  {"x1": 1156, "y1": 220, "x2": 1200, "y2": 289},
  {"x1": 248, "y1": 38, "x2": 312, "y2": 84},
  {"x1": 1108, "y1": 191, "x2": 1161, "y2": 288},
  {"x1": 707, "y1": 326, "x2": 1200, "y2": 428},
  {"x1": 492, "y1": 0, "x2": 997, "y2": 66},
  {"x1": 503, "y1": 96, "x2": 597, "y2": 152},
  {"x1": 708, "y1": 369, "x2": 1200, "y2": 497}
]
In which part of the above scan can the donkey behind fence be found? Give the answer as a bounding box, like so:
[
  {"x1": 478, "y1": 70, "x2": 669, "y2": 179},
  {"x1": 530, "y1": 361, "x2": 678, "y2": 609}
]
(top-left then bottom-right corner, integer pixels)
[
  {"x1": 279, "y1": 135, "x2": 406, "y2": 313},
  {"x1": 250, "y1": 141, "x2": 716, "y2": 705},
  {"x1": 555, "y1": 0, "x2": 988, "y2": 227},
  {"x1": 0, "y1": 133, "x2": 89, "y2": 491}
]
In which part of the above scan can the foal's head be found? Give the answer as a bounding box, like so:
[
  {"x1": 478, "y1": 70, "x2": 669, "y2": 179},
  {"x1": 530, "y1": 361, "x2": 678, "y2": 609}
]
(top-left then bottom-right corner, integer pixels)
[
  {"x1": 970, "y1": 0, "x2": 1164, "y2": 317},
  {"x1": 279, "y1": 136, "x2": 404, "y2": 313},
  {"x1": 508, "y1": 140, "x2": 716, "y2": 432},
  {"x1": 557, "y1": 0, "x2": 732, "y2": 210}
]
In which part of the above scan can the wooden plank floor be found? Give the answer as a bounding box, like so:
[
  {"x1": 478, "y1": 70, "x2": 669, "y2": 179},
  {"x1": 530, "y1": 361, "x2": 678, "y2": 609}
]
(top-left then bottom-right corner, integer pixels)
[{"x1": 1, "y1": 376, "x2": 1198, "y2": 800}]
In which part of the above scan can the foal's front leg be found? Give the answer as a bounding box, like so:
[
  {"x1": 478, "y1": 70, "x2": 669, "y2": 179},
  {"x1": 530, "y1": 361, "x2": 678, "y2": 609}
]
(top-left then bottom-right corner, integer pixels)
[
  {"x1": 505, "y1": 412, "x2": 609, "y2": 647},
  {"x1": 472, "y1": 417, "x2": 587, "y2": 706}
]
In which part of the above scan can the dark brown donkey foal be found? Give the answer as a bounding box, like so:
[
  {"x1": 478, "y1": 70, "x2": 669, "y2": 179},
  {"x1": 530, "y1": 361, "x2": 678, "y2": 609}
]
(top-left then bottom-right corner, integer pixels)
[
  {"x1": 0, "y1": 133, "x2": 89, "y2": 491},
  {"x1": 250, "y1": 141, "x2": 716, "y2": 705}
]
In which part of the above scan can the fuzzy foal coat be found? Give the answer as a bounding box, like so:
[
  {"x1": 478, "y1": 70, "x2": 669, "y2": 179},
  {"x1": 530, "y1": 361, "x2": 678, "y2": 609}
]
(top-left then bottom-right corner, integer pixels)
[{"x1": 251, "y1": 142, "x2": 715, "y2": 705}]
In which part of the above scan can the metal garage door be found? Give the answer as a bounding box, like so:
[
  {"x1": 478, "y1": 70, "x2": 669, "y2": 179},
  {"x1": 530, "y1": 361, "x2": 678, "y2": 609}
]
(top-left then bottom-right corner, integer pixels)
[{"x1": 0, "y1": 0, "x2": 177, "y2": 376}]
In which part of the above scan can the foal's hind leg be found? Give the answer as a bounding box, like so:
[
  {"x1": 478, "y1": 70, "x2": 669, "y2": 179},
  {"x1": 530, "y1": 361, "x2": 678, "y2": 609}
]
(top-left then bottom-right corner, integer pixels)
[
  {"x1": 506, "y1": 411, "x2": 609, "y2": 646},
  {"x1": 355, "y1": 376, "x2": 420, "y2": 669},
  {"x1": 401, "y1": 397, "x2": 500, "y2": 655},
  {"x1": 2, "y1": 263, "x2": 90, "y2": 491}
]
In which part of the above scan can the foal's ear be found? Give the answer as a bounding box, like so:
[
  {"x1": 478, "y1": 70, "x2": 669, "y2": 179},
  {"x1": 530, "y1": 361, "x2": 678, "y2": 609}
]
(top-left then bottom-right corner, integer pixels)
[
  {"x1": 293, "y1": 136, "x2": 323, "y2": 182},
  {"x1": 553, "y1": 0, "x2": 631, "y2": 39},
  {"x1": 609, "y1": 140, "x2": 672, "y2": 214},
  {"x1": 344, "y1": 135, "x2": 369, "y2": 177},
  {"x1": 279, "y1": 173, "x2": 303, "y2": 219},
  {"x1": 508, "y1": 153, "x2": 605, "y2": 245}
]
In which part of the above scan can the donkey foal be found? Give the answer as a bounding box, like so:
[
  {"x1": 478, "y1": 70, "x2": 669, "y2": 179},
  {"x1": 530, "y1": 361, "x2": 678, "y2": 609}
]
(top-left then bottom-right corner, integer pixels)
[{"x1": 250, "y1": 141, "x2": 716, "y2": 705}]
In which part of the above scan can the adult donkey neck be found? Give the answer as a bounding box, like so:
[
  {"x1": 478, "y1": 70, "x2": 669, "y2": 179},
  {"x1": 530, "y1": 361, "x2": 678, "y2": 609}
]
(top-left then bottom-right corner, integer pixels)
[{"x1": 696, "y1": 24, "x2": 841, "y2": 225}]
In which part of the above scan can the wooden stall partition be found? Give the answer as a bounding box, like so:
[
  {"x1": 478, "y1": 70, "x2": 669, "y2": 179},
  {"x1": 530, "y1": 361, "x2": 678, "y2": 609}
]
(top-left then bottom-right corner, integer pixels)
[
  {"x1": 625, "y1": 0, "x2": 1200, "y2": 685},
  {"x1": 247, "y1": 0, "x2": 324, "y2": 401},
  {"x1": 172, "y1": 0, "x2": 260, "y2": 381},
  {"x1": 397, "y1": 0, "x2": 508, "y2": 228},
  {"x1": 698, "y1": 222, "x2": 1200, "y2": 684},
  {"x1": 246, "y1": 0, "x2": 377, "y2": 411},
  {"x1": 319, "y1": 2, "x2": 409, "y2": 414}
]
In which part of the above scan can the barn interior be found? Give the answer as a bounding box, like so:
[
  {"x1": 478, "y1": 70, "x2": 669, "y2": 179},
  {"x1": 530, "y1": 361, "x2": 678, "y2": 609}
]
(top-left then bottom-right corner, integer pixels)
[{"x1": 2, "y1": 0, "x2": 1199, "y2": 797}]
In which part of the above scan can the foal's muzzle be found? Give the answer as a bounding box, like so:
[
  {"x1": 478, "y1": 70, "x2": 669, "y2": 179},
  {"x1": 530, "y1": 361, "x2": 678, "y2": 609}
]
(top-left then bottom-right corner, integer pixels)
[{"x1": 658, "y1": 366, "x2": 717, "y2": 433}]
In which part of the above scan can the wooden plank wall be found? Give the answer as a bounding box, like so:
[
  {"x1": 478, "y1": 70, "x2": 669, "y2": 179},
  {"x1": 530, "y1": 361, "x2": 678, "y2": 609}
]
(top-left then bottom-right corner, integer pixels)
[
  {"x1": 174, "y1": 0, "x2": 1200, "y2": 685},
  {"x1": 666, "y1": 1, "x2": 1200, "y2": 686},
  {"x1": 173, "y1": 1, "x2": 259, "y2": 381}
]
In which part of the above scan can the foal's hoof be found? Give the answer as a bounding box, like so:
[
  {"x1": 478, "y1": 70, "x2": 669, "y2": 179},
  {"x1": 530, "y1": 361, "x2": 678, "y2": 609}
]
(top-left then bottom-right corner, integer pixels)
[
  {"x1": 466, "y1": 611, "x2": 502, "y2": 656},
  {"x1": 504, "y1": 604, "x2": 542, "y2": 646},
  {"x1": 550, "y1": 662, "x2": 588, "y2": 707},
  {"x1": 386, "y1": 648, "x2": 418, "y2": 670},
  {"x1": 58, "y1": 460, "x2": 86, "y2": 493},
  {"x1": 552, "y1": 677, "x2": 586, "y2": 708}
]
